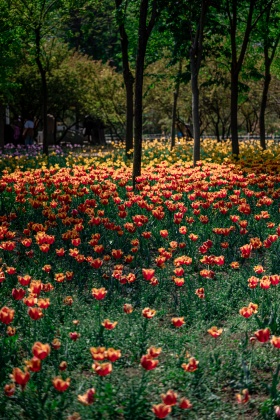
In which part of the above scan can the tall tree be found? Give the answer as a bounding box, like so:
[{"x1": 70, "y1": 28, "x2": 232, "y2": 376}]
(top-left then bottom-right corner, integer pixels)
[
  {"x1": 10, "y1": 0, "x2": 63, "y2": 155},
  {"x1": 132, "y1": 0, "x2": 159, "y2": 186},
  {"x1": 258, "y1": 0, "x2": 280, "y2": 149},
  {"x1": 189, "y1": 0, "x2": 210, "y2": 164},
  {"x1": 225, "y1": 0, "x2": 272, "y2": 157},
  {"x1": 115, "y1": 0, "x2": 134, "y2": 155}
]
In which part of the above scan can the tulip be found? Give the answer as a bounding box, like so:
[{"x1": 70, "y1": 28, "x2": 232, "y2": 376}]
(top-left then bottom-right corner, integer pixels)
[
  {"x1": 161, "y1": 389, "x2": 177, "y2": 406},
  {"x1": 236, "y1": 389, "x2": 250, "y2": 404},
  {"x1": 11, "y1": 367, "x2": 30, "y2": 389},
  {"x1": 59, "y1": 361, "x2": 68, "y2": 371},
  {"x1": 25, "y1": 357, "x2": 41, "y2": 372},
  {"x1": 4, "y1": 383, "x2": 16, "y2": 397},
  {"x1": 147, "y1": 346, "x2": 162, "y2": 358},
  {"x1": 51, "y1": 338, "x2": 61, "y2": 350},
  {"x1": 28, "y1": 307, "x2": 44, "y2": 320},
  {"x1": 102, "y1": 319, "x2": 117, "y2": 330},
  {"x1": 179, "y1": 397, "x2": 193, "y2": 409},
  {"x1": 140, "y1": 355, "x2": 158, "y2": 370},
  {"x1": 142, "y1": 308, "x2": 156, "y2": 318},
  {"x1": 91, "y1": 287, "x2": 107, "y2": 300},
  {"x1": 92, "y1": 362, "x2": 112, "y2": 376},
  {"x1": 271, "y1": 336, "x2": 280, "y2": 349},
  {"x1": 6, "y1": 326, "x2": 16, "y2": 336},
  {"x1": 172, "y1": 317, "x2": 185, "y2": 327},
  {"x1": 52, "y1": 376, "x2": 70, "y2": 392},
  {"x1": 78, "y1": 388, "x2": 95, "y2": 405},
  {"x1": 32, "y1": 342, "x2": 51, "y2": 360},
  {"x1": 254, "y1": 328, "x2": 270, "y2": 343},
  {"x1": 151, "y1": 403, "x2": 172, "y2": 419},
  {"x1": 123, "y1": 303, "x2": 133, "y2": 314},
  {"x1": 207, "y1": 326, "x2": 223, "y2": 338},
  {"x1": 182, "y1": 357, "x2": 199, "y2": 372},
  {"x1": 107, "y1": 348, "x2": 121, "y2": 362},
  {"x1": 0, "y1": 306, "x2": 15, "y2": 325},
  {"x1": 69, "y1": 332, "x2": 81, "y2": 341}
]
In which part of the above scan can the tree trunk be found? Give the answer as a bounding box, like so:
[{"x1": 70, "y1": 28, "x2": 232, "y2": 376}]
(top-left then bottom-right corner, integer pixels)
[
  {"x1": 171, "y1": 91, "x2": 178, "y2": 150},
  {"x1": 259, "y1": 70, "x2": 271, "y2": 150},
  {"x1": 42, "y1": 70, "x2": 48, "y2": 155},
  {"x1": 115, "y1": 0, "x2": 135, "y2": 156},
  {"x1": 0, "y1": 104, "x2": 5, "y2": 151},
  {"x1": 230, "y1": 71, "x2": 239, "y2": 157},
  {"x1": 35, "y1": 28, "x2": 48, "y2": 155},
  {"x1": 125, "y1": 79, "x2": 134, "y2": 154},
  {"x1": 132, "y1": 0, "x2": 156, "y2": 188},
  {"x1": 133, "y1": 45, "x2": 146, "y2": 187},
  {"x1": 191, "y1": 57, "x2": 200, "y2": 165},
  {"x1": 215, "y1": 121, "x2": 220, "y2": 142}
]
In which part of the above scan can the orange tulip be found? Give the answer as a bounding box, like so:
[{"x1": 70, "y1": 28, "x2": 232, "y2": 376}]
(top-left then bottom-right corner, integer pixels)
[
  {"x1": 239, "y1": 307, "x2": 254, "y2": 318},
  {"x1": 182, "y1": 357, "x2": 199, "y2": 372},
  {"x1": 51, "y1": 338, "x2": 61, "y2": 350},
  {"x1": 36, "y1": 298, "x2": 50, "y2": 309},
  {"x1": 32, "y1": 342, "x2": 51, "y2": 360},
  {"x1": 25, "y1": 357, "x2": 41, "y2": 372},
  {"x1": 69, "y1": 332, "x2": 81, "y2": 341},
  {"x1": 90, "y1": 346, "x2": 107, "y2": 360},
  {"x1": 92, "y1": 362, "x2": 112, "y2": 376},
  {"x1": 6, "y1": 266, "x2": 16, "y2": 275},
  {"x1": 236, "y1": 389, "x2": 250, "y2": 404},
  {"x1": 52, "y1": 376, "x2": 70, "y2": 392},
  {"x1": 140, "y1": 355, "x2": 158, "y2": 370},
  {"x1": 28, "y1": 307, "x2": 44, "y2": 320},
  {"x1": 17, "y1": 275, "x2": 32, "y2": 286},
  {"x1": 0, "y1": 306, "x2": 15, "y2": 325},
  {"x1": 78, "y1": 388, "x2": 95, "y2": 405},
  {"x1": 107, "y1": 348, "x2": 121, "y2": 362},
  {"x1": 142, "y1": 307, "x2": 156, "y2": 318},
  {"x1": 4, "y1": 383, "x2": 16, "y2": 397},
  {"x1": 254, "y1": 328, "x2": 270, "y2": 343},
  {"x1": 207, "y1": 326, "x2": 223, "y2": 338},
  {"x1": 147, "y1": 346, "x2": 162, "y2": 358},
  {"x1": 102, "y1": 319, "x2": 117, "y2": 330},
  {"x1": 161, "y1": 389, "x2": 177, "y2": 406},
  {"x1": 142, "y1": 268, "x2": 155, "y2": 281},
  {"x1": 6, "y1": 326, "x2": 16, "y2": 336},
  {"x1": 123, "y1": 303, "x2": 133, "y2": 314},
  {"x1": 59, "y1": 361, "x2": 68, "y2": 371},
  {"x1": 11, "y1": 367, "x2": 30, "y2": 389},
  {"x1": 171, "y1": 317, "x2": 185, "y2": 327},
  {"x1": 91, "y1": 287, "x2": 107, "y2": 300},
  {"x1": 151, "y1": 403, "x2": 172, "y2": 419},
  {"x1": 179, "y1": 397, "x2": 193, "y2": 409},
  {"x1": 271, "y1": 336, "x2": 280, "y2": 348},
  {"x1": 173, "y1": 277, "x2": 185, "y2": 286}
]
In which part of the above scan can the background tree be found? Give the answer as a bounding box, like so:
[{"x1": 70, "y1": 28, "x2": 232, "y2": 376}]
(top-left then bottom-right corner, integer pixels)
[{"x1": 9, "y1": 0, "x2": 64, "y2": 154}]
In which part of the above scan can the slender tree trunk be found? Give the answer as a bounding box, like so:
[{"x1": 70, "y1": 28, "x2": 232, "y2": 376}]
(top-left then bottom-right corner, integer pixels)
[
  {"x1": 230, "y1": 71, "x2": 239, "y2": 157},
  {"x1": 191, "y1": 57, "x2": 200, "y2": 165},
  {"x1": 215, "y1": 121, "x2": 220, "y2": 142},
  {"x1": 171, "y1": 60, "x2": 182, "y2": 150},
  {"x1": 133, "y1": 41, "x2": 146, "y2": 186},
  {"x1": 41, "y1": 71, "x2": 48, "y2": 155},
  {"x1": 171, "y1": 91, "x2": 178, "y2": 150},
  {"x1": 132, "y1": 0, "x2": 157, "y2": 188},
  {"x1": 259, "y1": 1, "x2": 280, "y2": 151},
  {"x1": 125, "y1": 79, "x2": 134, "y2": 154},
  {"x1": 0, "y1": 104, "x2": 5, "y2": 151},
  {"x1": 259, "y1": 70, "x2": 270, "y2": 150},
  {"x1": 35, "y1": 28, "x2": 48, "y2": 155},
  {"x1": 115, "y1": 0, "x2": 135, "y2": 156}
]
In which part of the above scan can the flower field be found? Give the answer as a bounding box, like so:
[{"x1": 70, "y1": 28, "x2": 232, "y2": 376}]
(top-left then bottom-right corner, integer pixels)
[{"x1": 0, "y1": 140, "x2": 280, "y2": 419}]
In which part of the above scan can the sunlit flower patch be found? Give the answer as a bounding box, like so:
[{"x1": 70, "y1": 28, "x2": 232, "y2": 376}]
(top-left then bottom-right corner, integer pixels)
[{"x1": 0, "y1": 146, "x2": 280, "y2": 418}]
